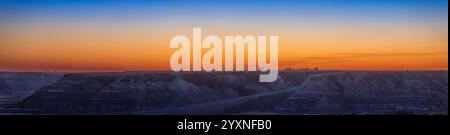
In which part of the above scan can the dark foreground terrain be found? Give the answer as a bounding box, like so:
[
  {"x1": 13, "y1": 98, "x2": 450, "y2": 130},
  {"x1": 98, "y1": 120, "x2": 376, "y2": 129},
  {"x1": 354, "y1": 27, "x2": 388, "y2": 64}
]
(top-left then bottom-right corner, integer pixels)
[{"x1": 0, "y1": 70, "x2": 447, "y2": 115}]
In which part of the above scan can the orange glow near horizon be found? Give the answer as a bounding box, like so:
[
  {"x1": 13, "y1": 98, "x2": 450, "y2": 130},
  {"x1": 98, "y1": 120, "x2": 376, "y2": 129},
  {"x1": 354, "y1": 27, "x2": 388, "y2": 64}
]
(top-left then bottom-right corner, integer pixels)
[
  {"x1": 0, "y1": 0, "x2": 448, "y2": 72},
  {"x1": 0, "y1": 22, "x2": 448, "y2": 72}
]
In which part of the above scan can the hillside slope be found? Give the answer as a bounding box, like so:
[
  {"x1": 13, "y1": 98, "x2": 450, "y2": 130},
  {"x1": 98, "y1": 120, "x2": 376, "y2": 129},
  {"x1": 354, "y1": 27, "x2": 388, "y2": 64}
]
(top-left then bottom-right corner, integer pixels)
[{"x1": 8, "y1": 71, "x2": 448, "y2": 115}]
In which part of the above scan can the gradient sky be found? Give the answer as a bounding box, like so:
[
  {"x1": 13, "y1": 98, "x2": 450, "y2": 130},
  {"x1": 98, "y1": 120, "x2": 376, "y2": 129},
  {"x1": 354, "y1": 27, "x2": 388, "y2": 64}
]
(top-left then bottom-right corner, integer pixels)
[{"x1": 0, "y1": 0, "x2": 448, "y2": 72}]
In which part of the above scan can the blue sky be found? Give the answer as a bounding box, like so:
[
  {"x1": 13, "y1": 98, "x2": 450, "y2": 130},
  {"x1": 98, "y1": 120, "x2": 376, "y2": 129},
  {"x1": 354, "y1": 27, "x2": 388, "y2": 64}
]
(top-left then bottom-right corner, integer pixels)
[
  {"x1": 0, "y1": 0, "x2": 447, "y2": 25},
  {"x1": 0, "y1": 0, "x2": 448, "y2": 71}
]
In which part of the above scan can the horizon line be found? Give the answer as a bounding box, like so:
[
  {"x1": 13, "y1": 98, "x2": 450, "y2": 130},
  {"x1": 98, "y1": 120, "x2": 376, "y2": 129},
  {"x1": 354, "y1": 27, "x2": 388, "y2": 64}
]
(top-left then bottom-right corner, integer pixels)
[{"x1": 0, "y1": 69, "x2": 448, "y2": 73}]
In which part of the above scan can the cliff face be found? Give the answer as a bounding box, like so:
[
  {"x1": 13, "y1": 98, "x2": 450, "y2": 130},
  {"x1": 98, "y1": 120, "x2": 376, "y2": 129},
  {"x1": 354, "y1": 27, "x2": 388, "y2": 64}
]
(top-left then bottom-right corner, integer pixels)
[
  {"x1": 17, "y1": 71, "x2": 321, "y2": 114},
  {"x1": 0, "y1": 72, "x2": 63, "y2": 113},
  {"x1": 11, "y1": 71, "x2": 449, "y2": 114},
  {"x1": 273, "y1": 71, "x2": 448, "y2": 114},
  {"x1": 0, "y1": 72, "x2": 62, "y2": 97}
]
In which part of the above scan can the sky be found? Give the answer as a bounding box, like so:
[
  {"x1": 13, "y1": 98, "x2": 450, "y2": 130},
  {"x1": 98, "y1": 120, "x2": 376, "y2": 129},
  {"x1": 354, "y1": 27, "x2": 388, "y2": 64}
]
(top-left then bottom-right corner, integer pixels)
[{"x1": 0, "y1": 0, "x2": 448, "y2": 72}]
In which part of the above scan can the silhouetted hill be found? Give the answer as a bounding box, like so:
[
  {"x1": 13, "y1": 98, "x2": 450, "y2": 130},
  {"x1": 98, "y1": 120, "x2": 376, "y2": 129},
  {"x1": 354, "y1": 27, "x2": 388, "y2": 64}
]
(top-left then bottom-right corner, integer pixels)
[{"x1": 0, "y1": 71, "x2": 447, "y2": 115}]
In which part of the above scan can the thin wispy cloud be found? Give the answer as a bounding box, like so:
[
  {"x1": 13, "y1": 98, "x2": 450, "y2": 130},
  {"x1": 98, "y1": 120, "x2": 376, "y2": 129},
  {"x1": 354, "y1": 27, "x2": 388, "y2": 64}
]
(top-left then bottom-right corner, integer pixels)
[
  {"x1": 280, "y1": 52, "x2": 448, "y2": 67},
  {"x1": 336, "y1": 52, "x2": 448, "y2": 58},
  {"x1": 288, "y1": 52, "x2": 448, "y2": 61}
]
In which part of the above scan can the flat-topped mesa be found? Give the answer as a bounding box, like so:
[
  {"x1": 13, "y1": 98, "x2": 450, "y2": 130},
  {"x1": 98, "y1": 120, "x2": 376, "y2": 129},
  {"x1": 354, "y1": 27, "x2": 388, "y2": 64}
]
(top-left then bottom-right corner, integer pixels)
[{"x1": 170, "y1": 27, "x2": 279, "y2": 82}]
